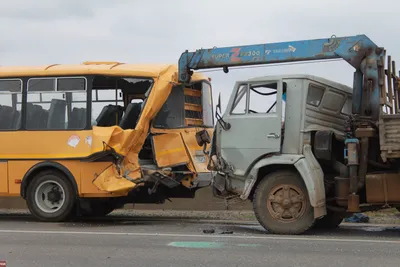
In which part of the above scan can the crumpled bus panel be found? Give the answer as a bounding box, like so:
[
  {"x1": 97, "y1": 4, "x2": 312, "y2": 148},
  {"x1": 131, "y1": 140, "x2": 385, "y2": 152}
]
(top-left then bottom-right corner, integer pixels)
[
  {"x1": 153, "y1": 132, "x2": 191, "y2": 168},
  {"x1": 91, "y1": 161, "x2": 141, "y2": 194},
  {"x1": 91, "y1": 66, "x2": 177, "y2": 194}
]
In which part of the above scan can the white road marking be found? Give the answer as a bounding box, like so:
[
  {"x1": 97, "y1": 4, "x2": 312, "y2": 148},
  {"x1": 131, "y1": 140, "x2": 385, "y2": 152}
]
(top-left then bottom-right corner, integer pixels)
[{"x1": 0, "y1": 229, "x2": 399, "y2": 244}]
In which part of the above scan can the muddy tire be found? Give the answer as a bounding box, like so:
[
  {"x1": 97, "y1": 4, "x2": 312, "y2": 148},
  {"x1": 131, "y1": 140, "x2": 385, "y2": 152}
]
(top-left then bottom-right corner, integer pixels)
[
  {"x1": 26, "y1": 170, "x2": 76, "y2": 222},
  {"x1": 313, "y1": 210, "x2": 344, "y2": 229},
  {"x1": 253, "y1": 170, "x2": 315, "y2": 235}
]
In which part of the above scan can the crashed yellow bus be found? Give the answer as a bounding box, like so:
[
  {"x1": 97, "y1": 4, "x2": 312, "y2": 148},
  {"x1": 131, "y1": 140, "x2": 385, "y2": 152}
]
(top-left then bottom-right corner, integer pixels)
[{"x1": 0, "y1": 61, "x2": 214, "y2": 221}]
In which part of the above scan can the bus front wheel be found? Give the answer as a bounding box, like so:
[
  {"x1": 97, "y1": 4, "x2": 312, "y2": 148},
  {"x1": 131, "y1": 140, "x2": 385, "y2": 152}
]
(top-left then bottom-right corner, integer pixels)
[{"x1": 26, "y1": 170, "x2": 76, "y2": 222}]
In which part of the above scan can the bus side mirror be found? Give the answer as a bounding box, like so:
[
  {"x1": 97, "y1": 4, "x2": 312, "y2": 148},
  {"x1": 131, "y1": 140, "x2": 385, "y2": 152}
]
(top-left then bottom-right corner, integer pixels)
[{"x1": 195, "y1": 129, "x2": 211, "y2": 147}]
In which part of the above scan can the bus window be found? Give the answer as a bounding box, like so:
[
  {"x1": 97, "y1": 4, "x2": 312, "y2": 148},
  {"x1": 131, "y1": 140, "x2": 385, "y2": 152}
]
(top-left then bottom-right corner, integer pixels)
[
  {"x1": 0, "y1": 79, "x2": 22, "y2": 130},
  {"x1": 91, "y1": 76, "x2": 152, "y2": 128},
  {"x1": 118, "y1": 98, "x2": 144, "y2": 130},
  {"x1": 91, "y1": 88, "x2": 124, "y2": 127},
  {"x1": 26, "y1": 77, "x2": 87, "y2": 130}
]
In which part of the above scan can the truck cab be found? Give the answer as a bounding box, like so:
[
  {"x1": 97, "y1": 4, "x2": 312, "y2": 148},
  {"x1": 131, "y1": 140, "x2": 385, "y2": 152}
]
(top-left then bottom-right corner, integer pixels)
[
  {"x1": 178, "y1": 34, "x2": 400, "y2": 235},
  {"x1": 210, "y1": 74, "x2": 353, "y2": 234}
]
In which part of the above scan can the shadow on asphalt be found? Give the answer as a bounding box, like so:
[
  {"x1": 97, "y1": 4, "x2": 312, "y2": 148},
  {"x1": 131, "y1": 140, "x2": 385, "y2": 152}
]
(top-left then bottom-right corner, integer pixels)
[{"x1": 0, "y1": 213, "x2": 399, "y2": 239}]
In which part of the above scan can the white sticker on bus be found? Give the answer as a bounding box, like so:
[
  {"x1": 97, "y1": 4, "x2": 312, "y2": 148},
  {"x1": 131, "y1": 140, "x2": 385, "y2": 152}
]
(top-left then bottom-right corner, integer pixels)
[
  {"x1": 67, "y1": 135, "x2": 80, "y2": 148},
  {"x1": 85, "y1": 136, "x2": 92, "y2": 147}
]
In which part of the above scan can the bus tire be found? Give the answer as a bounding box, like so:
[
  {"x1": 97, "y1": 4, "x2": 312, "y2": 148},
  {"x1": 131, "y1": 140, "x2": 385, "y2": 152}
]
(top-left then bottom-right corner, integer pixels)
[
  {"x1": 26, "y1": 169, "x2": 76, "y2": 222},
  {"x1": 253, "y1": 170, "x2": 315, "y2": 235}
]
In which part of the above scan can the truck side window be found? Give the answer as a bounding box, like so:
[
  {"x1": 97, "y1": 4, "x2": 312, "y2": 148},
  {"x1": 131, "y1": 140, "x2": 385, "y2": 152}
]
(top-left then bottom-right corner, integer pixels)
[
  {"x1": 307, "y1": 84, "x2": 324, "y2": 106},
  {"x1": 231, "y1": 84, "x2": 247, "y2": 115},
  {"x1": 248, "y1": 82, "x2": 278, "y2": 113},
  {"x1": 341, "y1": 97, "x2": 352, "y2": 115}
]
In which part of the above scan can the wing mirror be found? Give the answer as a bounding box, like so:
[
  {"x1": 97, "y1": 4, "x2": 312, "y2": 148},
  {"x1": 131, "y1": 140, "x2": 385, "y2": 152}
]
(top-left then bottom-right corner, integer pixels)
[
  {"x1": 214, "y1": 93, "x2": 231, "y2": 130},
  {"x1": 195, "y1": 129, "x2": 211, "y2": 155},
  {"x1": 195, "y1": 129, "x2": 211, "y2": 146},
  {"x1": 216, "y1": 93, "x2": 222, "y2": 115}
]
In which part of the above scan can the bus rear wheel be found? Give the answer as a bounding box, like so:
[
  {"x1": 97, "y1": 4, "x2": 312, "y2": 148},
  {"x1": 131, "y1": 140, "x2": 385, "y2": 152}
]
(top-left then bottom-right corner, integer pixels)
[
  {"x1": 26, "y1": 170, "x2": 76, "y2": 222},
  {"x1": 252, "y1": 170, "x2": 315, "y2": 235}
]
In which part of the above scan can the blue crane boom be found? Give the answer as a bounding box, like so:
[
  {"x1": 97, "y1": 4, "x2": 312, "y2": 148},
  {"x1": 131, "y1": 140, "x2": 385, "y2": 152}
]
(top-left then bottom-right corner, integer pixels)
[{"x1": 178, "y1": 34, "x2": 385, "y2": 121}]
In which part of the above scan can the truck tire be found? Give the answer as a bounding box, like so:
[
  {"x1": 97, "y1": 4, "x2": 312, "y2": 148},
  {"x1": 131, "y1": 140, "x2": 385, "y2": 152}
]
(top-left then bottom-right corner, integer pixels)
[
  {"x1": 253, "y1": 170, "x2": 315, "y2": 235},
  {"x1": 26, "y1": 170, "x2": 76, "y2": 222},
  {"x1": 313, "y1": 210, "x2": 344, "y2": 229}
]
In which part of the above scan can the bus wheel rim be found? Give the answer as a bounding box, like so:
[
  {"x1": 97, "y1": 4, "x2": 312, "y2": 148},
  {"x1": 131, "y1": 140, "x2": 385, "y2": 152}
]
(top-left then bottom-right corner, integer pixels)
[{"x1": 34, "y1": 180, "x2": 66, "y2": 214}]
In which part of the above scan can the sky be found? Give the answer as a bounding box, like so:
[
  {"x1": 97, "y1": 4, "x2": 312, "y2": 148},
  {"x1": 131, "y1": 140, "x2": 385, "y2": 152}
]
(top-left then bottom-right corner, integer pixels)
[{"x1": 0, "y1": 0, "x2": 399, "y2": 112}]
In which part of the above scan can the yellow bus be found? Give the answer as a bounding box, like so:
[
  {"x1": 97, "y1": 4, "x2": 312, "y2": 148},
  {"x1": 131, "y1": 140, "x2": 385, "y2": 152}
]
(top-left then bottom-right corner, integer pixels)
[{"x1": 0, "y1": 61, "x2": 214, "y2": 221}]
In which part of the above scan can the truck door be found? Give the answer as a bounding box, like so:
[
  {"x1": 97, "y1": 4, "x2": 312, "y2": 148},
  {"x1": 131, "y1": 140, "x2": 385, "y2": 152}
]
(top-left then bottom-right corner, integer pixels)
[{"x1": 219, "y1": 79, "x2": 283, "y2": 176}]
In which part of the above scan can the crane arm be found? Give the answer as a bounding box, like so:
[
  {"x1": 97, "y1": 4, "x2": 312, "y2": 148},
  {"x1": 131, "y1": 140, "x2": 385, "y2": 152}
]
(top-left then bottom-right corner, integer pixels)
[{"x1": 178, "y1": 34, "x2": 385, "y2": 120}]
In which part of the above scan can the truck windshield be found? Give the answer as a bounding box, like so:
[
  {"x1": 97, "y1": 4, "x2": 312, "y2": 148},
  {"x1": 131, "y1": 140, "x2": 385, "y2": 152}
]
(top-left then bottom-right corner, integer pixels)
[{"x1": 231, "y1": 82, "x2": 286, "y2": 114}]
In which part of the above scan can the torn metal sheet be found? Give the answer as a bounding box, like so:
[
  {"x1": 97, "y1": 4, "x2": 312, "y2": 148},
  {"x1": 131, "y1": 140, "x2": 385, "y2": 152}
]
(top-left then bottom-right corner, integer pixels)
[
  {"x1": 91, "y1": 65, "x2": 211, "y2": 194},
  {"x1": 92, "y1": 66, "x2": 177, "y2": 193}
]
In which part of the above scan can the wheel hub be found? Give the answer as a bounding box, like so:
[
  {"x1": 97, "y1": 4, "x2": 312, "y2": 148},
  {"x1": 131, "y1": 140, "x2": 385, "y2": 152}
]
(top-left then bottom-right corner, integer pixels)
[
  {"x1": 47, "y1": 188, "x2": 62, "y2": 203},
  {"x1": 34, "y1": 180, "x2": 66, "y2": 213},
  {"x1": 267, "y1": 184, "x2": 306, "y2": 222}
]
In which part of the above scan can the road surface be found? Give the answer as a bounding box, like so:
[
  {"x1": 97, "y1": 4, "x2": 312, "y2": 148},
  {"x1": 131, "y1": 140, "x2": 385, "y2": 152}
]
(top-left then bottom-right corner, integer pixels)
[{"x1": 0, "y1": 214, "x2": 399, "y2": 267}]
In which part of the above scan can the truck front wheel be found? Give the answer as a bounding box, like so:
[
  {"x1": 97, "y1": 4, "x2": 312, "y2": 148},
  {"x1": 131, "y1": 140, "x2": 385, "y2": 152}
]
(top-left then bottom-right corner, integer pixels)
[{"x1": 253, "y1": 170, "x2": 315, "y2": 235}]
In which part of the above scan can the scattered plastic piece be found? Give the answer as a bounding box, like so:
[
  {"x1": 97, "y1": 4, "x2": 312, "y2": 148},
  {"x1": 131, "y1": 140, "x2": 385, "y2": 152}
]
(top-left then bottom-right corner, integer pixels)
[{"x1": 344, "y1": 213, "x2": 370, "y2": 223}]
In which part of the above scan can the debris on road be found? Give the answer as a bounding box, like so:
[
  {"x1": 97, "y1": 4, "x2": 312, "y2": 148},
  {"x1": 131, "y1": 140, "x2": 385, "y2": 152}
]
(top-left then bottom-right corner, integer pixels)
[
  {"x1": 344, "y1": 213, "x2": 370, "y2": 223},
  {"x1": 203, "y1": 229, "x2": 215, "y2": 234}
]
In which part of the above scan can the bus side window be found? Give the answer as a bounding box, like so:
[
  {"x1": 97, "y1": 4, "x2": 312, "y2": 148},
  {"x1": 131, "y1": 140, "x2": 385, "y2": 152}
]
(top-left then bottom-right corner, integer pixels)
[
  {"x1": 58, "y1": 78, "x2": 87, "y2": 129},
  {"x1": 0, "y1": 79, "x2": 22, "y2": 130},
  {"x1": 91, "y1": 76, "x2": 124, "y2": 127},
  {"x1": 119, "y1": 98, "x2": 143, "y2": 130},
  {"x1": 90, "y1": 76, "x2": 154, "y2": 128},
  {"x1": 26, "y1": 77, "x2": 87, "y2": 130},
  {"x1": 91, "y1": 89, "x2": 124, "y2": 127}
]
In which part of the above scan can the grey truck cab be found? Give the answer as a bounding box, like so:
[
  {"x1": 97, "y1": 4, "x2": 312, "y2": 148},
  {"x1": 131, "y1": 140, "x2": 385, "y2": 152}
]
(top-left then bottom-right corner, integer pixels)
[{"x1": 209, "y1": 74, "x2": 353, "y2": 235}]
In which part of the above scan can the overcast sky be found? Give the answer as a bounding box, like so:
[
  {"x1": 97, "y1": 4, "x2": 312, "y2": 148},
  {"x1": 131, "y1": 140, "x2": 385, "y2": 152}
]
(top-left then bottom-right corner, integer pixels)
[{"x1": 1, "y1": 0, "x2": 399, "y2": 111}]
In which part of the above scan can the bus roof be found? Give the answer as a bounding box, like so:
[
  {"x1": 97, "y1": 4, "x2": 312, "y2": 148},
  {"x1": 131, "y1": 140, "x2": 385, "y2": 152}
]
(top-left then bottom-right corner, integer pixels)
[{"x1": 0, "y1": 62, "x2": 209, "y2": 82}]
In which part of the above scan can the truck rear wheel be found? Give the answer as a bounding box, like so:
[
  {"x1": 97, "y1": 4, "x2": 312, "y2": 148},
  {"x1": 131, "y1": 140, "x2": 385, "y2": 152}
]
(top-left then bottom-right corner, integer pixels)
[
  {"x1": 26, "y1": 170, "x2": 76, "y2": 222},
  {"x1": 253, "y1": 170, "x2": 315, "y2": 235}
]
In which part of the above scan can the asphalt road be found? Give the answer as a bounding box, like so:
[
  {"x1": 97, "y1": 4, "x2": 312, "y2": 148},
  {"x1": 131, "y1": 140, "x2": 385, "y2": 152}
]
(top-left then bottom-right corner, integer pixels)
[{"x1": 0, "y1": 214, "x2": 399, "y2": 267}]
